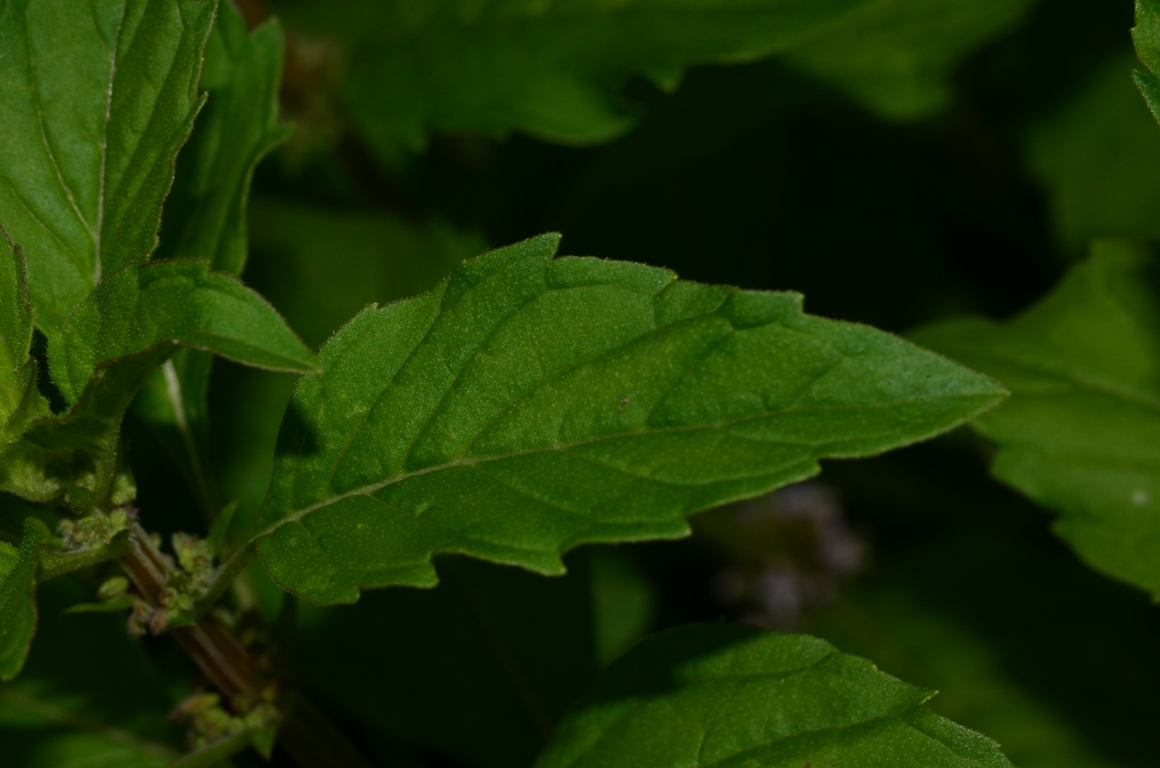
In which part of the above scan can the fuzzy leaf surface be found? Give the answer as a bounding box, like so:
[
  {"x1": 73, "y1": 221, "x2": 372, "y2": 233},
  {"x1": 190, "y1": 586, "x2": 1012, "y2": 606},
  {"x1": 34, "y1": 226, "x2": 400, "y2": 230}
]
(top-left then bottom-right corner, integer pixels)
[
  {"x1": 0, "y1": 0, "x2": 217, "y2": 329},
  {"x1": 251, "y1": 234, "x2": 1005, "y2": 605},
  {"x1": 914, "y1": 241, "x2": 1160, "y2": 597},
  {"x1": 50, "y1": 259, "x2": 318, "y2": 406},
  {"x1": 272, "y1": 0, "x2": 875, "y2": 162},
  {"x1": 784, "y1": 0, "x2": 1039, "y2": 120},
  {"x1": 0, "y1": 518, "x2": 51, "y2": 680},
  {"x1": 532, "y1": 623, "x2": 1014, "y2": 768}
]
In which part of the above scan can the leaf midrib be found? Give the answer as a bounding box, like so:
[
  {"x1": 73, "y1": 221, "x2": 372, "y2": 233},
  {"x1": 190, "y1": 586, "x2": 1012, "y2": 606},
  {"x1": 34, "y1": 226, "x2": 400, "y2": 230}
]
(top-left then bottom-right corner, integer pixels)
[{"x1": 251, "y1": 390, "x2": 992, "y2": 548}]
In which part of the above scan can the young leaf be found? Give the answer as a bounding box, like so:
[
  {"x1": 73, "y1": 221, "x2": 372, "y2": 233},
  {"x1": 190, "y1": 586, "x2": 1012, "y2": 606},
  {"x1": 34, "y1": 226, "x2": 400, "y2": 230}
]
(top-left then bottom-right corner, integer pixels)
[
  {"x1": 138, "y1": 2, "x2": 294, "y2": 521},
  {"x1": 273, "y1": 0, "x2": 877, "y2": 162},
  {"x1": 50, "y1": 259, "x2": 319, "y2": 406},
  {"x1": 784, "y1": 0, "x2": 1038, "y2": 120},
  {"x1": 913, "y1": 241, "x2": 1160, "y2": 597},
  {"x1": 0, "y1": 518, "x2": 51, "y2": 681},
  {"x1": 248, "y1": 234, "x2": 1005, "y2": 605},
  {"x1": 0, "y1": 0, "x2": 218, "y2": 329},
  {"x1": 2, "y1": 260, "x2": 316, "y2": 509},
  {"x1": 532, "y1": 623, "x2": 1014, "y2": 768}
]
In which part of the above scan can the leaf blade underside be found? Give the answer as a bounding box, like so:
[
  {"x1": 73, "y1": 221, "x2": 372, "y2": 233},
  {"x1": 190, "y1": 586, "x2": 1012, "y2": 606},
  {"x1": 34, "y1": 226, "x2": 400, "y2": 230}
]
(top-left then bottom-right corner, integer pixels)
[
  {"x1": 252, "y1": 234, "x2": 1005, "y2": 605},
  {"x1": 532, "y1": 624, "x2": 1014, "y2": 768}
]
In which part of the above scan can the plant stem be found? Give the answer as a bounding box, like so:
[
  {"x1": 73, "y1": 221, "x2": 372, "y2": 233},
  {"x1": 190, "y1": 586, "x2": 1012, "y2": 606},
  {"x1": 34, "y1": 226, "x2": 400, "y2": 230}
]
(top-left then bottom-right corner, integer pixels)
[{"x1": 117, "y1": 524, "x2": 374, "y2": 767}]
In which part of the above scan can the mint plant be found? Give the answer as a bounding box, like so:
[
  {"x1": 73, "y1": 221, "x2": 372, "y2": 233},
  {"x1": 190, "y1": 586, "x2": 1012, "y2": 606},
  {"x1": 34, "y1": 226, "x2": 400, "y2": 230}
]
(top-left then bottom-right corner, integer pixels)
[{"x1": 2, "y1": 1, "x2": 1158, "y2": 767}]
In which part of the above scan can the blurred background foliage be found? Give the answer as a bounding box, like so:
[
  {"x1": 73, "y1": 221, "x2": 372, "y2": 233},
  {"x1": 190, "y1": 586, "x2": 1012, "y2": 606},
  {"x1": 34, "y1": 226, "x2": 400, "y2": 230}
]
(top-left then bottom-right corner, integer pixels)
[{"x1": 5, "y1": 0, "x2": 1159, "y2": 766}]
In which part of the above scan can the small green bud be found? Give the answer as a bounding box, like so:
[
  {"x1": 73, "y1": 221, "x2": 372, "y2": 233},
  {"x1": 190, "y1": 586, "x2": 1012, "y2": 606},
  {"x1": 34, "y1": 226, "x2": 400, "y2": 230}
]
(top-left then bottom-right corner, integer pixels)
[
  {"x1": 110, "y1": 471, "x2": 137, "y2": 506},
  {"x1": 97, "y1": 576, "x2": 130, "y2": 602}
]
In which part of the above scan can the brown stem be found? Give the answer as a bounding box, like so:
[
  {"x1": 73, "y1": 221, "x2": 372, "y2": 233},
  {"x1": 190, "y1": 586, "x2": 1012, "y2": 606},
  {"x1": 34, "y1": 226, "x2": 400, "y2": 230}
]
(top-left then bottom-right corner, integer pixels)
[{"x1": 118, "y1": 525, "x2": 374, "y2": 767}]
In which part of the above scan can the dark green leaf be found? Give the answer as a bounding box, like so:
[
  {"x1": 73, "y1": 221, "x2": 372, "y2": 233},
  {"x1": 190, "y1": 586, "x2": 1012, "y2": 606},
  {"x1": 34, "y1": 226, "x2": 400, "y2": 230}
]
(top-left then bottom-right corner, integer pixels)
[
  {"x1": 0, "y1": 577, "x2": 181, "y2": 766},
  {"x1": 0, "y1": 0, "x2": 218, "y2": 329},
  {"x1": 783, "y1": 0, "x2": 1038, "y2": 120},
  {"x1": 913, "y1": 240, "x2": 1160, "y2": 596},
  {"x1": 813, "y1": 586, "x2": 1130, "y2": 768},
  {"x1": 296, "y1": 555, "x2": 599, "y2": 768},
  {"x1": 273, "y1": 0, "x2": 877, "y2": 162},
  {"x1": 0, "y1": 518, "x2": 51, "y2": 680},
  {"x1": 1027, "y1": 52, "x2": 1160, "y2": 252},
  {"x1": 533, "y1": 623, "x2": 1014, "y2": 768},
  {"x1": 249, "y1": 234, "x2": 1005, "y2": 605}
]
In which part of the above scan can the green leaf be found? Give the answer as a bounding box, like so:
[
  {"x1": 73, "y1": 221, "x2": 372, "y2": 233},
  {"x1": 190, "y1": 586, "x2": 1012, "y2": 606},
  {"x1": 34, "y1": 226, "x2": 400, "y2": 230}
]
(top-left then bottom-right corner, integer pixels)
[
  {"x1": 913, "y1": 240, "x2": 1160, "y2": 597},
  {"x1": 1, "y1": 260, "x2": 317, "y2": 509},
  {"x1": 0, "y1": 518, "x2": 51, "y2": 680},
  {"x1": 249, "y1": 234, "x2": 1005, "y2": 605},
  {"x1": 1134, "y1": 0, "x2": 1160, "y2": 129},
  {"x1": 133, "y1": 1, "x2": 294, "y2": 521},
  {"x1": 157, "y1": 2, "x2": 293, "y2": 275},
  {"x1": 273, "y1": 0, "x2": 877, "y2": 162},
  {"x1": 533, "y1": 623, "x2": 1014, "y2": 768},
  {"x1": 814, "y1": 586, "x2": 1130, "y2": 768},
  {"x1": 1027, "y1": 52, "x2": 1160, "y2": 253},
  {"x1": 51, "y1": 259, "x2": 318, "y2": 405},
  {"x1": 0, "y1": 229, "x2": 49, "y2": 452},
  {"x1": 0, "y1": 541, "x2": 18, "y2": 581},
  {"x1": 783, "y1": 0, "x2": 1039, "y2": 120},
  {"x1": 1, "y1": 577, "x2": 181, "y2": 766},
  {"x1": 295, "y1": 554, "x2": 601, "y2": 768},
  {"x1": 0, "y1": 0, "x2": 218, "y2": 329}
]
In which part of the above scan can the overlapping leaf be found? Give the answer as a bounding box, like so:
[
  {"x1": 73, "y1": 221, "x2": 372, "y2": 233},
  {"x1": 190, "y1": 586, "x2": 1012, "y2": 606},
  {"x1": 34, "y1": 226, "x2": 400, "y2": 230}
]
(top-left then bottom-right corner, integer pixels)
[
  {"x1": 271, "y1": 0, "x2": 876, "y2": 162},
  {"x1": 0, "y1": 0, "x2": 218, "y2": 329},
  {"x1": 1027, "y1": 52, "x2": 1160, "y2": 252},
  {"x1": 914, "y1": 240, "x2": 1160, "y2": 596},
  {"x1": 247, "y1": 234, "x2": 1004, "y2": 605},
  {"x1": 785, "y1": 0, "x2": 1040, "y2": 120},
  {"x1": 137, "y1": 2, "x2": 294, "y2": 521},
  {"x1": 1, "y1": 260, "x2": 317, "y2": 509},
  {"x1": 0, "y1": 231, "x2": 48, "y2": 453},
  {"x1": 533, "y1": 623, "x2": 1014, "y2": 768}
]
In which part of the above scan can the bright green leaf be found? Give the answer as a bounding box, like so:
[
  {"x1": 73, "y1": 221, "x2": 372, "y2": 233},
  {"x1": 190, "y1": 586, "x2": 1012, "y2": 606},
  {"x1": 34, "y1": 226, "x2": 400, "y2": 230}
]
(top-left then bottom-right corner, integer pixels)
[
  {"x1": 249, "y1": 234, "x2": 1005, "y2": 605},
  {"x1": 533, "y1": 623, "x2": 1014, "y2": 768},
  {"x1": 0, "y1": 0, "x2": 218, "y2": 329},
  {"x1": 784, "y1": 0, "x2": 1039, "y2": 120},
  {"x1": 272, "y1": 0, "x2": 877, "y2": 162},
  {"x1": 0, "y1": 518, "x2": 51, "y2": 680},
  {"x1": 0, "y1": 541, "x2": 19, "y2": 582},
  {"x1": 1027, "y1": 52, "x2": 1160, "y2": 253},
  {"x1": 913, "y1": 240, "x2": 1160, "y2": 597}
]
